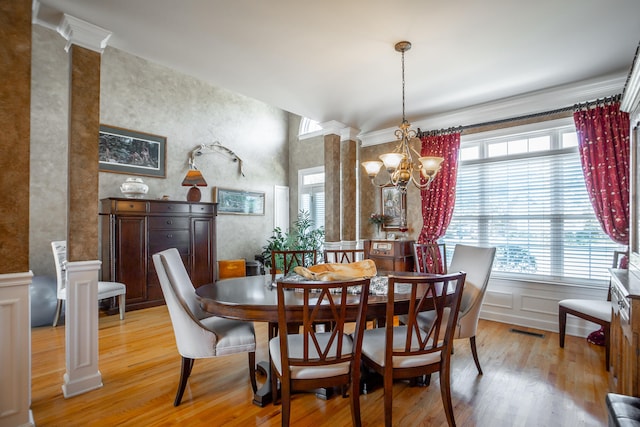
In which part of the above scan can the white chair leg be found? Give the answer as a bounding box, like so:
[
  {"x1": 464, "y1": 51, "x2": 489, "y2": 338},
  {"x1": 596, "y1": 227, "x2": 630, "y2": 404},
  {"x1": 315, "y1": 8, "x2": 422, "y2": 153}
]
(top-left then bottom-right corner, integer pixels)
[
  {"x1": 52, "y1": 299, "x2": 63, "y2": 327},
  {"x1": 118, "y1": 294, "x2": 126, "y2": 320}
]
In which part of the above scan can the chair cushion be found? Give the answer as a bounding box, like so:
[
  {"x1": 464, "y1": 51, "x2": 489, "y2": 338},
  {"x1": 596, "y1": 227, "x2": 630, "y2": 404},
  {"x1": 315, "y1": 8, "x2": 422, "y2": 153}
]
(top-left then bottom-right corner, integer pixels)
[
  {"x1": 559, "y1": 299, "x2": 612, "y2": 322},
  {"x1": 97, "y1": 281, "x2": 126, "y2": 298},
  {"x1": 201, "y1": 316, "x2": 256, "y2": 356},
  {"x1": 361, "y1": 326, "x2": 441, "y2": 369},
  {"x1": 269, "y1": 333, "x2": 353, "y2": 379}
]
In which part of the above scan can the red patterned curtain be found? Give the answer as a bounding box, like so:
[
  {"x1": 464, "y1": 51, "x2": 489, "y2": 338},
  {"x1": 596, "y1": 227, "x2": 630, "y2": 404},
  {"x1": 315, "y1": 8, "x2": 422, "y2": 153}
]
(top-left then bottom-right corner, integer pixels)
[
  {"x1": 417, "y1": 130, "x2": 461, "y2": 271},
  {"x1": 573, "y1": 97, "x2": 630, "y2": 246}
]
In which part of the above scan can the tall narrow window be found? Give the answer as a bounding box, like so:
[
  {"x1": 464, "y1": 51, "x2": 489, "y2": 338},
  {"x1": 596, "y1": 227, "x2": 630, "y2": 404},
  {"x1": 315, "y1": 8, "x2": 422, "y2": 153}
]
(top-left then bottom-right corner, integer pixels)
[
  {"x1": 443, "y1": 122, "x2": 621, "y2": 283},
  {"x1": 299, "y1": 167, "x2": 325, "y2": 230}
]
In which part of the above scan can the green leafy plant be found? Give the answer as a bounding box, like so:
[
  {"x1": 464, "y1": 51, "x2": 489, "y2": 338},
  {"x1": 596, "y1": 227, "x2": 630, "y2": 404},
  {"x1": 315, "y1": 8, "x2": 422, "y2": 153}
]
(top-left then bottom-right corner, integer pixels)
[{"x1": 261, "y1": 210, "x2": 325, "y2": 269}]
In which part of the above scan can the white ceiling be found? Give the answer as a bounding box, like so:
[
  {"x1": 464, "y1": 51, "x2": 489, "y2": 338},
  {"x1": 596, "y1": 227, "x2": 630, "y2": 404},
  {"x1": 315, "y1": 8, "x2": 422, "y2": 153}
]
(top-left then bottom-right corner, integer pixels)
[{"x1": 34, "y1": 0, "x2": 640, "y2": 138}]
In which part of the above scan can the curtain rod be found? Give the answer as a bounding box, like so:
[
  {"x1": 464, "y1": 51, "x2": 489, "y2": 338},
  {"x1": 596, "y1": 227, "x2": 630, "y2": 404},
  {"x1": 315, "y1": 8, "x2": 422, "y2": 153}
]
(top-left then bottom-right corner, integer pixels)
[{"x1": 416, "y1": 94, "x2": 621, "y2": 137}]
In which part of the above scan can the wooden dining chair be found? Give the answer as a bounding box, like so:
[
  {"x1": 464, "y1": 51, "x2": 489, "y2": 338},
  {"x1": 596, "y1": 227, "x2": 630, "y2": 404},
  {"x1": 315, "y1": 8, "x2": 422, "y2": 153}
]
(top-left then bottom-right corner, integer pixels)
[
  {"x1": 361, "y1": 271, "x2": 467, "y2": 427},
  {"x1": 323, "y1": 248, "x2": 365, "y2": 264},
  {"x1": 270, "y1": 249, "x2": 317, "y2": 281},
  {"x1": 270, "y1": 277, "x2": 370, "y2": 427}
]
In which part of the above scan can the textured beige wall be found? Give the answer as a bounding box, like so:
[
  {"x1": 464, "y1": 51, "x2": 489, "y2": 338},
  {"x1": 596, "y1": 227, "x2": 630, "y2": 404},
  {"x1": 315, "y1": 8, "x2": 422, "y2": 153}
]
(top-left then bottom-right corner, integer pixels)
[{"x1": 30, "y1": 25, "x2": 290, "y2": 276}]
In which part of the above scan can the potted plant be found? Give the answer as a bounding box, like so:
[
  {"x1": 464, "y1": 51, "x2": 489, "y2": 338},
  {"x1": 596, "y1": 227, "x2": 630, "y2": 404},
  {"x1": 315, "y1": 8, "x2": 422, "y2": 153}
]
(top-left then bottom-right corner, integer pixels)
[
  {"x1": 261, "y1": 210, "x2": 325, "y2": 271},
  {"x1": 369, "y1": 213, "x2": 391, "y2": 238}
]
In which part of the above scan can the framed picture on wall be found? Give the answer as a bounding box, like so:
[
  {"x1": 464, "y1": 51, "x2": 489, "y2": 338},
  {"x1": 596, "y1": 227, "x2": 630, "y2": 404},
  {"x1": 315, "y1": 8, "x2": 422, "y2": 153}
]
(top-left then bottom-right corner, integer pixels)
[
  {"x1": 213, "y1": 187, "x2": 265, "y2": 215},
  {"x1": 381, "y1": 185, "x2": 405, "y2": 230},
  {"x1": 98, "y1": 124, "x2": 167, "y2": 178}
]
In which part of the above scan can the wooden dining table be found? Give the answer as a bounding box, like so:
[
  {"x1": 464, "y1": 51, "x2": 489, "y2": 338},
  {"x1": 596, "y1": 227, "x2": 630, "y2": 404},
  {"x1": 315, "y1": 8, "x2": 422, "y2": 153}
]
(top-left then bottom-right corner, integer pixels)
[{"x1": 194, "y1": 271, "x2": 440, "y2": 406}]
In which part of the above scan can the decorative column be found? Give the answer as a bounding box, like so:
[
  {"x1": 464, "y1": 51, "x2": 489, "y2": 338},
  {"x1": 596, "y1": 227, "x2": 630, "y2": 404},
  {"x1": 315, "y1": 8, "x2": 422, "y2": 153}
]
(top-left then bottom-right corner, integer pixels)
[
  {"x1": 340, "y1": 128, "x2": 359, "y2": 246},
  {"x1": 322, "y1": 121, "x2": 344, "y2": 244},
  {"x1": 57, "y1": 14, "x2": 112, "y2": 398},
  {"x1": 0, "y1": 0, "x2": 34, "y2": 425}
]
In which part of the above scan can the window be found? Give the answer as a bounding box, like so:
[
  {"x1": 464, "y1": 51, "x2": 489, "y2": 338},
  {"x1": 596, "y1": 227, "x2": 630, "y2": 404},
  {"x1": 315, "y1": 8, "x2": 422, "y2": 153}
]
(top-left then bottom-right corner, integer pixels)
[
  {"x1": 443, "y1": 121, "x2": 621, "y2": 283},
  {"x1": 299, "y1": 118, "x2": 323, "y2": 139},
  {"x1": 298, "y1": 167, "x2": 325, "y2": 231}
]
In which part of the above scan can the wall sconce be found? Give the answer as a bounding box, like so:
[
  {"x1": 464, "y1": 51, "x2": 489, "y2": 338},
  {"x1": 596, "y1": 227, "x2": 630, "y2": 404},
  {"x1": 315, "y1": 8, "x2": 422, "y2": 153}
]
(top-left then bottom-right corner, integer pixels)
[{"x1": 182, "y1": 169, "x2": 207, "y2": 202}]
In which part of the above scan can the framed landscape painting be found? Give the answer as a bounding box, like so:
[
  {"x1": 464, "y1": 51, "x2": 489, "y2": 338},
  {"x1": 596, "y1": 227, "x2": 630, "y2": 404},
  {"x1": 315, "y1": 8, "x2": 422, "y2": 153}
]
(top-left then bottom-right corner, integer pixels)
[
  {"x1": 98, "y1": 125, "x2": 166, "y2": 178},
  {"x1": 213, "y1": 187, "x2": 265, "y2": 215}
]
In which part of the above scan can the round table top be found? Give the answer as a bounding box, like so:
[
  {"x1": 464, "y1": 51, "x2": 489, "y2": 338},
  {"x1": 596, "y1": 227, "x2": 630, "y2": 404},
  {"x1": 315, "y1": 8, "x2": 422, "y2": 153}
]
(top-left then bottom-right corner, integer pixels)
[{"x1": 194, "y1": 272, "x2": 436, "y2": 323}]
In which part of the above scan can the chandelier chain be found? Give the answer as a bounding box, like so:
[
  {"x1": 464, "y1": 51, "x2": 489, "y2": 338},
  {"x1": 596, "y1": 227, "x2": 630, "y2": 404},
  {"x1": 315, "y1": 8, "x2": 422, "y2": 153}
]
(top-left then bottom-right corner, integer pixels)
[{"x1": 401, "y1": 49, "x2": 406, "y2": 123}]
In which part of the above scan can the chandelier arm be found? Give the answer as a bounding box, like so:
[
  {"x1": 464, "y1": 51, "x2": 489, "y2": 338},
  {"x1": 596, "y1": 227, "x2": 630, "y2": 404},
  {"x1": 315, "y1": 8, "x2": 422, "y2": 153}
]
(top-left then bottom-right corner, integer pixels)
[
  {"x1": 409, "y1": 172, "x2": 434, "y2": 190},
  {"x1": 409, "y1": 143, "x2": 423, "y2": 159},
  {"x1": 369, "y1": 177, "x2": 392, "y2": 189}
]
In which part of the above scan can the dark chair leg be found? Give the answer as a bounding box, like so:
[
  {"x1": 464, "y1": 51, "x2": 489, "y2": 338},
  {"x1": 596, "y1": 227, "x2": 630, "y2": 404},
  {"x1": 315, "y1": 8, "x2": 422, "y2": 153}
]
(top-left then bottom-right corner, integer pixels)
[
  {"x1": 470, "y1": 336, "x2": 483, "y2": 375},
  {"x1": 604, "y1": 323, "x2": 610, "y2": 372},
  {"x1": 271, "y1": 360, "x2": 280, "y2": 405},
  {"x1": 440, "y1": 358, "x2": 457, "y2": 427},
  {"x1": 559, "y1": 307, "x2": 567, "y2": 348},
  {"x1": 248, "y1": 351, "x2": 257, "y2": 393},
  {"x1": 52, "y1": 299, "x2": 63, "y2": 327},
  {"x1": 174, "y1": 357, "x2": 194, "y2": 406}
]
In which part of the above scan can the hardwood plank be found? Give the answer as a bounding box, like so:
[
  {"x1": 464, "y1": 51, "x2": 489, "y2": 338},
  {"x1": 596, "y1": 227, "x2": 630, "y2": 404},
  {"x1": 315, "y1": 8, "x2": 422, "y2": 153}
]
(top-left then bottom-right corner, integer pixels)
[{"x1": 30, "y1": 306, "x2": 609, "y2": 426}]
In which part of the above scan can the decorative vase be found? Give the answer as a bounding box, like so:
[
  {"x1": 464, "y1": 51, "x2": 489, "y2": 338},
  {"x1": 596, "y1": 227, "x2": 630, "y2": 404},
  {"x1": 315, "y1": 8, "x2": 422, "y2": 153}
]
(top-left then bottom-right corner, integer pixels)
[{"x1": 120, "y1": 177, "x2": 149, "y2": 199}]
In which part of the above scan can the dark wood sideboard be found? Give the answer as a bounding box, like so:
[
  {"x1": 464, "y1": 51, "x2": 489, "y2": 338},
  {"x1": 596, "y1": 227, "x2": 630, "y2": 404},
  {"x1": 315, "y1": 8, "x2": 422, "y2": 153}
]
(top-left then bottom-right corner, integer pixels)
[
  {"x1": 100, "y1": 198, "x2": 217, "y2": 312},
  {"x1": 363, "y1": 239, "x2": 415, "y2": 272}
]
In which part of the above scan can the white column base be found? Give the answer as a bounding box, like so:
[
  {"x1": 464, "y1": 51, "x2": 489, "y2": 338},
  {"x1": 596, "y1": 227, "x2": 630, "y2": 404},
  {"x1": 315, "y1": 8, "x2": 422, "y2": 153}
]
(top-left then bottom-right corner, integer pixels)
[
  {"x1": 0, "y1": 271, "x2": 34, "y2": 427},
  {"x1": 62, "y1": 260, "x2": 103, "y2": 398}
]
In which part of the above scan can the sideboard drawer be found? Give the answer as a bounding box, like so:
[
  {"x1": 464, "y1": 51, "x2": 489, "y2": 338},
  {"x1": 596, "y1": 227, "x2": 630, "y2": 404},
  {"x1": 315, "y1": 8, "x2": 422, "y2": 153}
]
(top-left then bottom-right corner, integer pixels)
[
  {"x1": 149, "y1": 202, "x2": 190, "y2": 214},
  {"x1": 148, "y1": 216, "x2": 190, "y2": 230},
  {"x1": 149, "y1": 230, "x2": 190, "y2": 254},
  {"x1": 115, "y1": 200, "x2": 147, "y2": 212},
  {"x1": 191, "y1": 204, "x2": 214, "y2": 214}
]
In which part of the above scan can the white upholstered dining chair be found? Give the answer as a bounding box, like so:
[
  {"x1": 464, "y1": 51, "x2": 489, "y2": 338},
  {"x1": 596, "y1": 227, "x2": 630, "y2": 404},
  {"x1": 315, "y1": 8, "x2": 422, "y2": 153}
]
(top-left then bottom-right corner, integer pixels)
[
  {"x1": 412, "y1": 244, "x2": 496, "y2": 374},
  {"x1": 51, "y1": 240, "x2": 126, "y2": 327},
  {"x1": 152, "y1": 248, "x2": 257, "y2": 406},
  {"x1": 558, "y1": 250, "x2": 626, "y2": 371}
]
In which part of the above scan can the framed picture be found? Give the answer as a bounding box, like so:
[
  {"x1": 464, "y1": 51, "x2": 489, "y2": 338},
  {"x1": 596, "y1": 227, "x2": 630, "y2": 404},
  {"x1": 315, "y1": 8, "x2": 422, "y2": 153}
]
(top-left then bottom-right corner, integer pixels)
[
  {"x1": 381, "y1": 186, "x2": 406, "y2": 230},
  {"x1": 213, "y1": 187, "x2": 265, "y2": 215},
  {"x1": 99, "y1": 124, "x2": 166, "y2": 178}
]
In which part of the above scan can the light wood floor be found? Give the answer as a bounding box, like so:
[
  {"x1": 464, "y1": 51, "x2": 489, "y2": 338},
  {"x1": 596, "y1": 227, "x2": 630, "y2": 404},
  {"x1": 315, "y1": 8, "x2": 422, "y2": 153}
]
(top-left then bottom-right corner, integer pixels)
[{"x1": 31, "y1": 306, "x2": 609, "y2": 426}]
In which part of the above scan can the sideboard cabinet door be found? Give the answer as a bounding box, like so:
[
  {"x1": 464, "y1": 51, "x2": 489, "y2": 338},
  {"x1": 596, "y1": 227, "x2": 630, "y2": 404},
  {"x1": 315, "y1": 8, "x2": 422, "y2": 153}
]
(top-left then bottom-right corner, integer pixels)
[{"x1": 100, "y1": 198, "x2": 217, "y2": 312}]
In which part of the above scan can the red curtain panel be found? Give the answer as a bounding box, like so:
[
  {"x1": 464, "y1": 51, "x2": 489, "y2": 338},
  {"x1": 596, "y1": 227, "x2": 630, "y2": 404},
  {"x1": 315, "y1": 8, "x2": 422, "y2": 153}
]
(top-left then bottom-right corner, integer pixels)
[
  {"x1": 574, "y1": 99, "x2": 630, "y2": 246},
  {"x1": 417, "y1": 131, "x2": 461, "y2": 272}
]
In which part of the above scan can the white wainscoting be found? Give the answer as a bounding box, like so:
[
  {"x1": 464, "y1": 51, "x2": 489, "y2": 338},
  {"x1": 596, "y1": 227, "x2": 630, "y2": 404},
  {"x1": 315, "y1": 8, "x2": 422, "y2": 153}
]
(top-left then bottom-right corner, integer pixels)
[
  {"x1": 480, "y1": 276, "x2": 610, "y2": 338},
  {"x1": 0, "y1": 271, "x2": 34, "y2": 427}
]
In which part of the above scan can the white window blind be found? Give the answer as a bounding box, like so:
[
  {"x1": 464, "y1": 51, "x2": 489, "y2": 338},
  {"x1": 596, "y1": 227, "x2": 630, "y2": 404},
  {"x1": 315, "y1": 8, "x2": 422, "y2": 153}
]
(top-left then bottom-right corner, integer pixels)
[
  {"x1": 443, "y1": 124, "x2": 621, "y2": 283},
  {"x1": 299, "y1": 168, "x2": 325, "y2": 231}
]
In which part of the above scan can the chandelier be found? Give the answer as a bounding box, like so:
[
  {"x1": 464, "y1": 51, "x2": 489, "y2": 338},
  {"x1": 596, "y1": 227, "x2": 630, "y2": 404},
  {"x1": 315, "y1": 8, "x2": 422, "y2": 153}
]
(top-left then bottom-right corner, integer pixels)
[{"x1": 361, "y1": 41, "x2": 444, "y2": 194}]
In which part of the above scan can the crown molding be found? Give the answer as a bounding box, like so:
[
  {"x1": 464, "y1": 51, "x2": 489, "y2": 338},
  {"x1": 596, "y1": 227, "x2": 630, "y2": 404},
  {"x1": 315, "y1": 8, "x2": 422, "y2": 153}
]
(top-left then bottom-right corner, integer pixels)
[
  {"x1": 360, "y1": 72, "x2": 627, "y2": 147},
  {"x1": 320, "y1": 120, "x2": 347, "y2": 136},
  {"x1": 340, "y1": 127, "x2": 360, "y2": 142},
  {"x1": 57, "y1": 14, "x2": 112, "y2": 53}
]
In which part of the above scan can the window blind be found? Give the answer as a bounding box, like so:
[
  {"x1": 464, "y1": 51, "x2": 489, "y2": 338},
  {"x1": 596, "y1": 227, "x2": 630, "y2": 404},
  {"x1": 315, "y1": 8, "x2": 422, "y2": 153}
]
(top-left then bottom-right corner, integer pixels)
[{"x1": 443, "y1": 126, "x2": 620, "y2": 283}]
